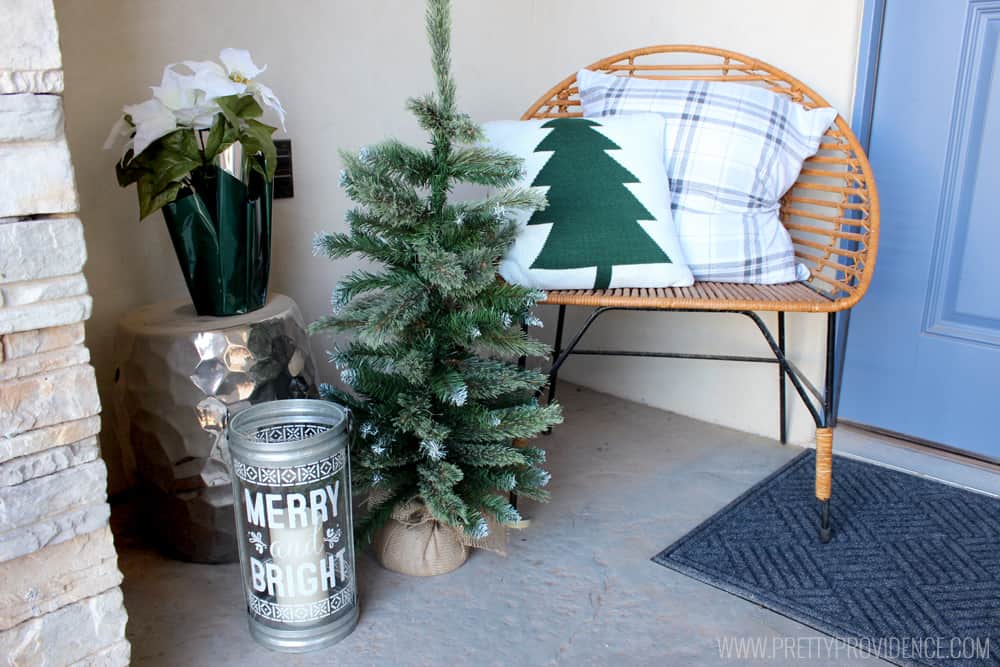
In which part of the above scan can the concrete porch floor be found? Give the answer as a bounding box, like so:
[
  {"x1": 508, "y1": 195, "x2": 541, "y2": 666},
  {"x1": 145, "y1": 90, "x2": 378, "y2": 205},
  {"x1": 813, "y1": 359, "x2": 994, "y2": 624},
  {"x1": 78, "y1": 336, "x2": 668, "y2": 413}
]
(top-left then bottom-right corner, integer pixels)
[{"x1": 115, "y1": 384, "x2": 881, "y2": 666}]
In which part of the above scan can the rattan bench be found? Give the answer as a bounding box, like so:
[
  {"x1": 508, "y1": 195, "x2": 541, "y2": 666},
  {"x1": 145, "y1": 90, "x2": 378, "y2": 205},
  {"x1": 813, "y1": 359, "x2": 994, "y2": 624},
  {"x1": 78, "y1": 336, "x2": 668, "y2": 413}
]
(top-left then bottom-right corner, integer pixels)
[{"x1": 520, "y1": 46, "x2": 879, "y2": 542}]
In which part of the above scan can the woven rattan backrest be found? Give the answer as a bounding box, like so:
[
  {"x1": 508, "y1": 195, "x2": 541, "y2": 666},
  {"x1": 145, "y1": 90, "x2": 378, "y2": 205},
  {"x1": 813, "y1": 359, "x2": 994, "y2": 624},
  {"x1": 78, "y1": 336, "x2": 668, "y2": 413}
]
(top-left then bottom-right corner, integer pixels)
[{"x1": 522, "y1": 45, "x2": 879, "y2": 308}]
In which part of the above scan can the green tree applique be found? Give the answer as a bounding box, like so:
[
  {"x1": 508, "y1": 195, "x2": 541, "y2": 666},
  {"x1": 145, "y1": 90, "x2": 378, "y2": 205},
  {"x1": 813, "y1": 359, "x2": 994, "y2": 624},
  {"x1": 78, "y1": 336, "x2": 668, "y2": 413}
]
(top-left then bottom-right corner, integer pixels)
[{"x1": 527, "y1": 118, "x2": 671, "y2": 289}]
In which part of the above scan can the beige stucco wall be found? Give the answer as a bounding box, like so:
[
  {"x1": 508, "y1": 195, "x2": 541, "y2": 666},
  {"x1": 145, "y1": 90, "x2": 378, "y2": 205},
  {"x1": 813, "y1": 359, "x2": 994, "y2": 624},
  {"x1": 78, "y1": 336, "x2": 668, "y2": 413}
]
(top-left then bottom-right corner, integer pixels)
[{"x1": 54, "y1": 0, "x2": 864, "y2": 492}]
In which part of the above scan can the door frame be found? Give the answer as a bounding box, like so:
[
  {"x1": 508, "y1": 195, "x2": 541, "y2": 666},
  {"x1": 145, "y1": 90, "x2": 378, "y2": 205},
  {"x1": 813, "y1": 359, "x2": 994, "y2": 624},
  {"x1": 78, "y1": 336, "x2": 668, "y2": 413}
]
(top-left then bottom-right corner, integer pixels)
[{"x1": 832, "y1": 0, "x2": 887, "y2": 419}]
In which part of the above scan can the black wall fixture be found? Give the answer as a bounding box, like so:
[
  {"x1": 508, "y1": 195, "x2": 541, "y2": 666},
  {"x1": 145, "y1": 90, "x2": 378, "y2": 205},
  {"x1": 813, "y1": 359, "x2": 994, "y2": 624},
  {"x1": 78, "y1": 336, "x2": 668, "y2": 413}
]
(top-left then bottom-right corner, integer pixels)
[{"x1": 274, "y1": 139, "x2": 293, "y2": 199}]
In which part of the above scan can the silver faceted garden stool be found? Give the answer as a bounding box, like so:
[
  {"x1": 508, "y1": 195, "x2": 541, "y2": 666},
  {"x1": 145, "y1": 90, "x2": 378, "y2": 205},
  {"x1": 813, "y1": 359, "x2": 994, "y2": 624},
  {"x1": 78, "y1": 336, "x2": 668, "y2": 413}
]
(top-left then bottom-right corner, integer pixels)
[{"x1": 111, "y1": 293, "x2": 317, "y2": 562}]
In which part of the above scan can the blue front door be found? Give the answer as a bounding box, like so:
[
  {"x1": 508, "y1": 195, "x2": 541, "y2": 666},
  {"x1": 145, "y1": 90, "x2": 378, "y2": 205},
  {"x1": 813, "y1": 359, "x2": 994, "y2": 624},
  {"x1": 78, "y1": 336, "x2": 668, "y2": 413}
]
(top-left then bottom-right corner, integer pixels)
[{"x1": 840, "y1": 0, "x2": 1000, "y2": 461}]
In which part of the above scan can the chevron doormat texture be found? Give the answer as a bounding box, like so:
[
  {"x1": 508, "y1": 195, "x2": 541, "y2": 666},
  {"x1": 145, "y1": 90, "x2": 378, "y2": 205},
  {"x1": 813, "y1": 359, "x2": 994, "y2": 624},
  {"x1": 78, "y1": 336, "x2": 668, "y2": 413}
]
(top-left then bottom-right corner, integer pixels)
[{"x1": 654, "y1": 452, "x2": 1000, "y2": 666}]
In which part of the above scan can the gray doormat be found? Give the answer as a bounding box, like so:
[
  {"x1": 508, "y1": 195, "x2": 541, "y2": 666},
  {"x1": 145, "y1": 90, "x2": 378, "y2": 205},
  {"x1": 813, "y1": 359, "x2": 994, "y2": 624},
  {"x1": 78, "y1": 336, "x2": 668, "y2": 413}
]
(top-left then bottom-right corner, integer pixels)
[{"x1": 654, "y1": 452, "x2": 1000, "y2": 666}]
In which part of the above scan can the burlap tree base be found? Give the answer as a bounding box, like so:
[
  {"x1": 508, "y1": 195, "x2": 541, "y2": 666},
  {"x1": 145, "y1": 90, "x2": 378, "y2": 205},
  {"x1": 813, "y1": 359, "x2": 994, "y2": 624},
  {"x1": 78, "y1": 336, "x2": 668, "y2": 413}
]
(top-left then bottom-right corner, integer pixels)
[{"x1": 371, "y1": 499, "x2": 507, "y2": 576}]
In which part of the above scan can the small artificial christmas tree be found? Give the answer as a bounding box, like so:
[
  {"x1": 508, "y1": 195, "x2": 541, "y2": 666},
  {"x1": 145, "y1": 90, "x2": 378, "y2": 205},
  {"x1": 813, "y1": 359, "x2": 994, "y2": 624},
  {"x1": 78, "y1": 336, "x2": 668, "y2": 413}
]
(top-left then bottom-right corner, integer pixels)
[
  {"x1": 527, "y1": 118, "x2": 670, "y2": 289},
  {"x1": 312, "y1": 0, "x2": 562, "y2": 544}
]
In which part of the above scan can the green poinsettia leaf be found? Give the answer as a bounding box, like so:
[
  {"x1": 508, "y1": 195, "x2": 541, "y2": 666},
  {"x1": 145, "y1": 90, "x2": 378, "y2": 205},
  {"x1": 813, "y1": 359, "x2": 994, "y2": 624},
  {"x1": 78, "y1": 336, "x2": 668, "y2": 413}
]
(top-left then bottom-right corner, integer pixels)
[
  {"x1": 236, "y1": 97, "x2": 264, "y2": 119},
  {"x1": 137, "y1": 175, "x2": 183, "y2": 221},
  {"x1": 203, "y1": 113, "x2": 239, "y2": 161},
  {"x1": 157, "y1": 128, "x2": 202, "y2": 161},
  {"x1": 216, "y1": 95, "x2": 264, "y2": 128},
  {"x1": 143, "y1": 130, "x2": 202, "y2": 193},
  {"x1": 215, "y1": 96, "x2": 242, "y2": 128},
  {"x1": 240, "y1": 119, "x2": 278, "y2": 181},
  {"x1": 115, "y1": 149, "x2": 146, "y2": 187},
  {"x1": 203, "y1": 114, "x2": 225, "y2": 158}
]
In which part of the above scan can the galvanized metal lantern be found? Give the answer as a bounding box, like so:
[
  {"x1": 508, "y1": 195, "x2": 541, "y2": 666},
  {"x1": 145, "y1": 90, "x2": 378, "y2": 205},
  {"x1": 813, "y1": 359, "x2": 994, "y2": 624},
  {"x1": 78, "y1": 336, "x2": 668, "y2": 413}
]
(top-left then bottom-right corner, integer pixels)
[{"x1": 228, "y1": 399, "x2": 358, "y2": 652}]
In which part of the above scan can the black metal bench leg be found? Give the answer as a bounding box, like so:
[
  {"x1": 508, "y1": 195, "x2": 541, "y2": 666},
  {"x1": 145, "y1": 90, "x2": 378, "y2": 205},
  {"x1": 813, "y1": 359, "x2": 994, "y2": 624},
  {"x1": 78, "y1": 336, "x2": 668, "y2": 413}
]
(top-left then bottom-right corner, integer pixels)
[
  {"x1": 742, "y1": 309, "x2": 834, "y2": 543},
  {"x1": 818, "y1": 499, "x2": 832, "y2": 543},
  {"x1": 816, "y1": 312, "x2": 837, "y2": 543},
  {"x1": 778, "y1": 311, "x2": 787, "y2": 445},
  {"x1": 541, "y1": 305, "x2": 567, "y2": 437},
  {"x1": 547, "y1": 305, "x2": 567, "y2": 406}
]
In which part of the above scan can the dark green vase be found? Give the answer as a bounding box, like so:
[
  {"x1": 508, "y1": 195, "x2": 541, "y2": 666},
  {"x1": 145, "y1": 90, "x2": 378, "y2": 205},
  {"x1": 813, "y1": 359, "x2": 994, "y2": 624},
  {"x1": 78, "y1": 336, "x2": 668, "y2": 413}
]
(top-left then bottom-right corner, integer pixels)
[{"x1": 162, "y1": 145, "x2": 273, "y2": 317}]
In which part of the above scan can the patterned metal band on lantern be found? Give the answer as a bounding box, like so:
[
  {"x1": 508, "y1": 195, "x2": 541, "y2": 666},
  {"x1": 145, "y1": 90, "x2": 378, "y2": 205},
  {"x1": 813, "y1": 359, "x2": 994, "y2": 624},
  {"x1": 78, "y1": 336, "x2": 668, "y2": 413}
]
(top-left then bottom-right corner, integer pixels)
[{"x1": 228, "y1": 399, "x2": 358, "y2": 652}]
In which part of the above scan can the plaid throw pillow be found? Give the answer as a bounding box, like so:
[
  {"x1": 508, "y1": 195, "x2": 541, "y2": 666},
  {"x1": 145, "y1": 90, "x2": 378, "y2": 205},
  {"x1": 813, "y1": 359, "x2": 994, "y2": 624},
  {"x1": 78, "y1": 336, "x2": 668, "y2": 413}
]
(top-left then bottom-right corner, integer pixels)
[
  {"x1": 577, "y1": 69, "x2": 837, "y2": 284},
  {"x1": 484, "y1": 114, "x2": 693, "y2": 290}
]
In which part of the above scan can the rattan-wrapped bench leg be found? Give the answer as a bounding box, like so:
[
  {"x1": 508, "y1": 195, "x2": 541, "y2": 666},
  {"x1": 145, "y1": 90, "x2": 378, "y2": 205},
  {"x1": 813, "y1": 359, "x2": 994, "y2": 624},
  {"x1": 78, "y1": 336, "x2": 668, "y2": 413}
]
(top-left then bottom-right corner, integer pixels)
[{"x1": 815, "y1": 427, "x2": 833, "y2": 543}]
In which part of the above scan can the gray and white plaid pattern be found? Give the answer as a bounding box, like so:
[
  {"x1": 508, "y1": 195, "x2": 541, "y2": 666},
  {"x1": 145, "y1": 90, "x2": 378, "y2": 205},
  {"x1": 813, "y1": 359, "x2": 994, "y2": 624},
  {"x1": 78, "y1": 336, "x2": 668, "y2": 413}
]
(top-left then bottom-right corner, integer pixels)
[{"x1": 578, "y1": 69, "x2": 836, "y2": 283}]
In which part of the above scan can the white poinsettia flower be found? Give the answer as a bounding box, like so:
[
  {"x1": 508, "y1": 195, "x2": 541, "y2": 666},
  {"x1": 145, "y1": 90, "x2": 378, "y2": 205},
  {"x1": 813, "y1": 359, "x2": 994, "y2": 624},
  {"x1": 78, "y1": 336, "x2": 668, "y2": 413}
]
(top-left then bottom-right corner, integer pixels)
[
  {"x1": 182, "y1": 50, "x2": 285, "y2": 130},
  {"x1": 219, "y1": 48, "x2": 266, "y2": 82},
  {"x1": 184, "y1": 59, "x2": 247, "y2": 100},
  {"x1": 249, "y1": 81, "x2": 286, "y2": 130},
  {"x1": 172, "y1": 88, "x2": 220, "y2": 130},
  {"x1": 123, "y1": 98, "x2": 177, "y2": 157},
  {"x1": 153, "y1": 65, "x2": 219, "y2": 130},
  {"x1": 104, "y1": 48, "x2": 285, "y2": 160},
  {"x1": 176, "y1": 100, "x2": 219, "y2": 130},
  {"x1": 103, "y1": 115, "x2": 132, "y2": 151},
  {"x1": 219, "y1": 49, "x2": 285, "y2": 130},
  {"x1": 152, "y1": 65, "x2": 199, "y2": 112}
]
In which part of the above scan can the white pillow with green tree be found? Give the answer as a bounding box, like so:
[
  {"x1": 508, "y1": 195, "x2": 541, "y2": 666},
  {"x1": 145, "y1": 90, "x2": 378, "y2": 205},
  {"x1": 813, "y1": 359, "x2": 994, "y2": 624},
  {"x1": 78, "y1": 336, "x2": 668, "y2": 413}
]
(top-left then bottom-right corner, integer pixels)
[{"x1": 484, "y1": 114, "x2": 693, "y2": 290}]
